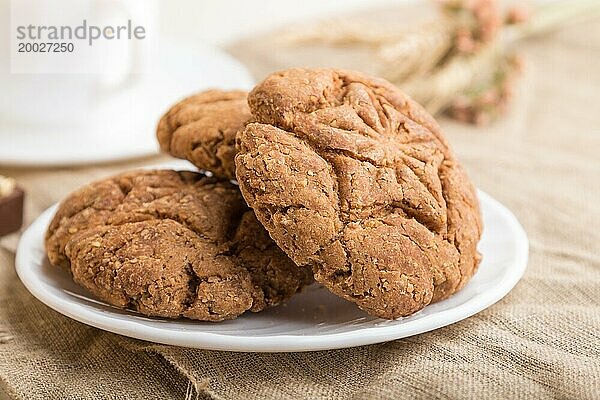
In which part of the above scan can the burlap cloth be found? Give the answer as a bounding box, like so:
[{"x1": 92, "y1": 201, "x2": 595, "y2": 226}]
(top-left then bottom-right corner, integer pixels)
[{"x1": 1, "y1": 7, "x2": 599, "y2": 399}]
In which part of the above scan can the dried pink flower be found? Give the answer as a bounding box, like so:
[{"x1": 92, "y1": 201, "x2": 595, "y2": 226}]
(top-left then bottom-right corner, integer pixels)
[{"x1": 506, "y1": 6, "x2": 530, "y2": 25}]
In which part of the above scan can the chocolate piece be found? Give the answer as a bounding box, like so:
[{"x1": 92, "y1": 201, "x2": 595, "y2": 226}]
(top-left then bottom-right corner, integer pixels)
[{"x1": 0, "y1": 186, "x2": 24, "y2": 236}]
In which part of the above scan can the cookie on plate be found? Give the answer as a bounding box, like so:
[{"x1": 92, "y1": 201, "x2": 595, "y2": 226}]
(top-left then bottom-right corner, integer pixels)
[
  {"x1": 157, "y1": 90, "x2": 251, "y2": 180},
  {"x1": 45, "y1": 169, "x2": 312, "y2": 321},
  {"x1": 235, "y1": 68, "x2": 482, "y2": 320}
]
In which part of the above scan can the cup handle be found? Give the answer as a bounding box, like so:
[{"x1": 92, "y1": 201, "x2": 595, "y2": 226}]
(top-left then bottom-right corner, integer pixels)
[{"x1": 95, "y1": 0, "x2": 151, "y2": 96}]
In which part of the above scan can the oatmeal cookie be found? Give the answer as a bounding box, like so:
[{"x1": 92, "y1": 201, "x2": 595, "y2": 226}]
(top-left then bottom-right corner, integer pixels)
[
  {"x1": 235, "y1": 68, "x2": 482, "y2": 319},
  {"x1": 45, "y1": 169, "x2": 312, "y2": 321},
  {"x1": 157, "y1": 90, "x2": 251, "y2": 180}
]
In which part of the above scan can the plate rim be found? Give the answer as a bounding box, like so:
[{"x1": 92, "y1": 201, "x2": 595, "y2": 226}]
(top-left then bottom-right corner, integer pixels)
[{"x1": 15, "y1": 189, "x2": 528, "y2": 352}]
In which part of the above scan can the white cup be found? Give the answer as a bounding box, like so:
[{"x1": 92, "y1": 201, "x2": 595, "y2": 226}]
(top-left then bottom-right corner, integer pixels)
[{"x1": 0, "y1": 0, "x2": 158, "y2": 127}]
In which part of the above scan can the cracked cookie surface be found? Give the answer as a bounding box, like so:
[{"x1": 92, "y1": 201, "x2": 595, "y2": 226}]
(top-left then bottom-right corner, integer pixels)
[
  {"x1": 45, "y1": 169, "x2": 313, "y2": 321},
  {"x1": 235, "y1": 68, "x2": 482, "y2": 319},
  {"x1": 157, "y1": 90, "x2": 252, "y2": 180}
]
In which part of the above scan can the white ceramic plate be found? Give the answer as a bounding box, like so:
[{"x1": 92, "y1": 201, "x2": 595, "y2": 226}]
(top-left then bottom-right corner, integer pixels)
[
  {"x1": 0, "y1": 42, "x2": 254, "y2": 167},
  {"x1": 16, "y1": 189, "x2": 528, "y2": 352}
]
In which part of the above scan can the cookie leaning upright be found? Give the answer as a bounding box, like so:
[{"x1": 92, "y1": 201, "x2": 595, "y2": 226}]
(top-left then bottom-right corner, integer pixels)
[
  {"x1": 235, "y1": 68, "x2": 483, "y2": 320},
  {"x1": 45, "y1": 169, "x2": 312, "y2": 321},
  {"x1": 157, "y1": 90, "x2": 252, "y2": 180}
]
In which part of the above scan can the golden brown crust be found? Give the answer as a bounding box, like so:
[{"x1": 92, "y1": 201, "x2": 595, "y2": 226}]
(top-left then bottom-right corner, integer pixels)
[
  {"x1": 235, "y1": 68, "x2": 482, "y2": 319},
  {"x1": 45, "y1": 169, "x2": 313, "y2": 321},
  {"x1": 156, "y1": 90, "x2": 252, "y2": 180}
]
